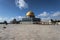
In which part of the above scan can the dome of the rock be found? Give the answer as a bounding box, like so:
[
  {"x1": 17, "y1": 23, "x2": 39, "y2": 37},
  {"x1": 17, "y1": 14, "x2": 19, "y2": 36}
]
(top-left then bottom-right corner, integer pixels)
[
  {"x1": 26, "y1": 11, "x2": 35, "y2": 17},
  {"x1": 20, "y1": 11, "x2": 41, "y2": 24}
]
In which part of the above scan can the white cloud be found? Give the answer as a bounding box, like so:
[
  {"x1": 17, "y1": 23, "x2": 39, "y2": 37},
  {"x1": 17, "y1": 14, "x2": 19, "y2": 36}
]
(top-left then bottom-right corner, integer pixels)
[
  {"x1": 41, "y1": 17, "x2": 51, "y2": 21},
  {"x1": 52, "y1": 11, "x2": 60, "y2": 16},
  {"x1": 0, "y1": 17, "x2": 3, "y2": 22},
  {"x1": 15, "y1": 0, "x2": 28, "y2": 9},
  {"x1": 38, "y1": 12, "x2": 49, "y2": 17},
  {"x1": 17, "y1": 16, "x2": 23, "y2": 18},
  {"x1": 0, "y1": 16, "x2": 24, "y2": 23},
  {"x1": 37, "y1": 11, "x2": 60, "y2": 21},
  {"x1": 0, "y1": 17, "x2": 8, "y2": 22},
  {"x1": 15, "y1": 16, "x2": 23, "y2": 21}
]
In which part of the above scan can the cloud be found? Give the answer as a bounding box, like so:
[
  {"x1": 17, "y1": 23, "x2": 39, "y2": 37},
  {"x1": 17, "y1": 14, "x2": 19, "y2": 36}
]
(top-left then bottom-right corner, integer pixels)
[
  {"x1": 0, "y1": 16, "x2": 24, "y2": 22},
  {"x1": 38, "y1": 12, "x2": 49, "y2": 17},
  {"x1": 0, "y1": 17, "x2": 8, "y2": 22},
  {"x1": 0, "y1": 17, "x2": 3, "y2": 22},
  {"x1": 37, "y1": 11, "x2": 60, "y2": 21},
  {"x1": 52, "y1": 11, "x2": 60, "y2": 16},
  {"x1": 41, "y1": 17, "x2": 51, "y2": 21},
  {"x1": 15, "y1": 0, "x2": 28, "y2": 9},
  {"x1": 15, "y1": 16, "x2": 23, "y2": 21}
]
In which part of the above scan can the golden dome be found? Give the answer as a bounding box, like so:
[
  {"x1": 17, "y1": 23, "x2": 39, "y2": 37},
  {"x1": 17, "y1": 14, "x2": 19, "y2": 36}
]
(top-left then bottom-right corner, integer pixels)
[{"x1": 26, "y1": 11, "x2": 35, "y2": 17}]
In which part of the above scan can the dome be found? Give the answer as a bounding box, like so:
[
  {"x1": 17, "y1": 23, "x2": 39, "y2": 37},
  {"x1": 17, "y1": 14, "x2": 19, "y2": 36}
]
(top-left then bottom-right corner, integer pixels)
[{"x1": 26, "y1": 11, "x2": 35, "y2": 17}]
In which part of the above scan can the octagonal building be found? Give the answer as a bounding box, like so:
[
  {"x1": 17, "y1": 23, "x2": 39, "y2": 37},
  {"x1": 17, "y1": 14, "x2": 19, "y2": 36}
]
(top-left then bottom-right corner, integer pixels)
[{"x1": 21, "y1": 11, "x2": 41, "y2": 24}]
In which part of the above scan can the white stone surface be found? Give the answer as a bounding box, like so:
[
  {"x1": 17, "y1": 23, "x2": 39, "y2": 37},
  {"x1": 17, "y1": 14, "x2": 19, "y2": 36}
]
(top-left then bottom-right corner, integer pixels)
[
  {"x1": 58, "y1": 22, "x2": 60, "y2": 24},
  {"x1": 0, "y1": 24, "x2": 60, "y2": 40}
]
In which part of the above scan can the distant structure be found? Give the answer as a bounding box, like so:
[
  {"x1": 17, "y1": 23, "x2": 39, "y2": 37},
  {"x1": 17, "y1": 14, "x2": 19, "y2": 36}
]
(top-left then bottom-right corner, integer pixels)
[
  {"x1": 10, "y1": 19, "x2": 20, "y2": 24},
  {"x1": 41, "y1": 19, "x2": 60, "y2": 25},
  {"x1": 21, "y1": 11, "x2": 41, "y2": 24}
]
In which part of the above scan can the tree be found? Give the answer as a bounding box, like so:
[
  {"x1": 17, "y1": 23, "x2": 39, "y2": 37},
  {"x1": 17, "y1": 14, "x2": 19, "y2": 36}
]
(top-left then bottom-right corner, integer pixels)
[
  {"x1": 51, "y1": 19, "x2": 56, "y2": 24},
  {"x1": 11, "y1": 19, "x2": 17, "y2": 24},
  {"x1": 4, "y1": 21, "x2": 8, "y2": 25}
]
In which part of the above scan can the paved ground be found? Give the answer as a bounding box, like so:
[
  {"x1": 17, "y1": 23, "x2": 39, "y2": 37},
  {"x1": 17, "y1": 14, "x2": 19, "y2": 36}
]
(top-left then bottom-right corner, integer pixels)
[{"x1": 0, "y1": 24, "x2": 60, "y2": 40}]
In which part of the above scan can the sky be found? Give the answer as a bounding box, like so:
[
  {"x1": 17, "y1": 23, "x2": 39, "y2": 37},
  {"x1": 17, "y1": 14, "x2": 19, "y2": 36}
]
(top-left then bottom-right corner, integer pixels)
[{"x1": 0, "y1": 0, "x2": 60, "y2": 22}]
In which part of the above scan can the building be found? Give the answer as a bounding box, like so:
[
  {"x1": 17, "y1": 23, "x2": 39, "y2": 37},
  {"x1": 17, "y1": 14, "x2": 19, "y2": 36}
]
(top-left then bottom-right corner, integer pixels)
[{"x1": 21, "y1": 11, "x2": 41, "y2": 24}]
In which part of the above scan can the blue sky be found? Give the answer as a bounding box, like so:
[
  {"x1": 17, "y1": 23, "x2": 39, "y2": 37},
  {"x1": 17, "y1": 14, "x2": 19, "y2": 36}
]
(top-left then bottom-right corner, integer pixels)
[{"x1": 0, "y1": 0, "x2": 60, "y2": 22}]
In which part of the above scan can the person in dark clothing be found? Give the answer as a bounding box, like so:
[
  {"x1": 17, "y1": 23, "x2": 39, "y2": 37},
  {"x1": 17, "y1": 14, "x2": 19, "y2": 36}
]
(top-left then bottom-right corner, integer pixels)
[{"x1": 3, "y1": 21, "x2": 8, "y2": 29}]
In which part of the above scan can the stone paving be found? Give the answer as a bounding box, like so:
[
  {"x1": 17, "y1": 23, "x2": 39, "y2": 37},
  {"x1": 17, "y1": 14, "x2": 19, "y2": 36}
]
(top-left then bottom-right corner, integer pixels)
[{"x1": 0, "y1": 24, "x2": 60, "y2": 40}]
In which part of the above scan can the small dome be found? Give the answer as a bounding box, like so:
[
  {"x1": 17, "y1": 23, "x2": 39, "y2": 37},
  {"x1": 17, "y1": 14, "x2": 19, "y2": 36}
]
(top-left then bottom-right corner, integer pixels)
[{"x1": 26, "y1": 11, "x2": 35, "y2": 17}]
